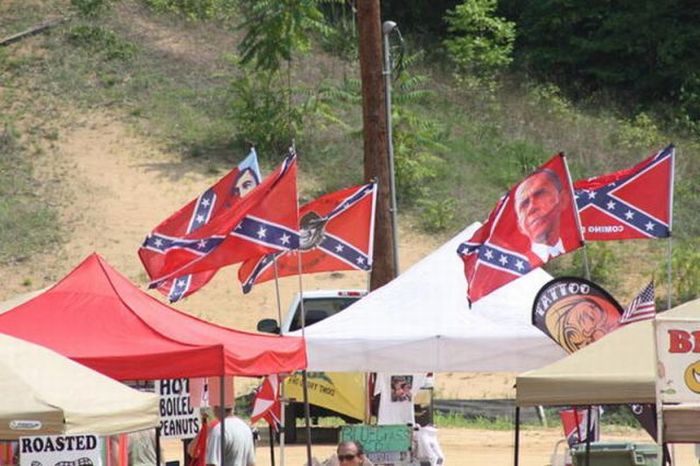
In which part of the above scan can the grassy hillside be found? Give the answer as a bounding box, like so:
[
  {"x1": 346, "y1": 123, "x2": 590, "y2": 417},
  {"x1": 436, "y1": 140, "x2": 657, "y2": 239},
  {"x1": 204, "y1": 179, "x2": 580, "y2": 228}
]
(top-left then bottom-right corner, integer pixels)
[{"x1": 1, "y1": 0, "x2": 698, "y2": 304}]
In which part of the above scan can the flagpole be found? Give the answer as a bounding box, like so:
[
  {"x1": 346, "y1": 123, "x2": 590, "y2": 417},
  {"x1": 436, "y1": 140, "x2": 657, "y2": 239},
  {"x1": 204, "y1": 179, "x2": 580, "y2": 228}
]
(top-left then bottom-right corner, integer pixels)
[
  {"x1": 271, "y1": 257, "x2": 286, "y2": 466},
  {"x1": 290, "y1": 139, "x2": 313, "y2": 466},
  {"x1": 666, "y1": 237, "x2": 672, "y2": 311},
  {"x1": 296, "y1": 251, "x2": 314, "y2": 466},
  {"x1": 581, "y1": 244, "x2": 592, "y2": 281}
]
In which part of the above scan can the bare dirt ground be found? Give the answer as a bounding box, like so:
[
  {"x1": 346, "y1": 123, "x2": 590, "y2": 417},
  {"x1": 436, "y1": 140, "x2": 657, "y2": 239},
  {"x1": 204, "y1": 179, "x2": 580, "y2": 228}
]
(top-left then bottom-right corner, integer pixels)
[
  {"x1": 160, "y1": 427, "x2": 695, "y2": 466},
  {"x1": 0, "y1": 112, "x2": 670, "y2": 465}
]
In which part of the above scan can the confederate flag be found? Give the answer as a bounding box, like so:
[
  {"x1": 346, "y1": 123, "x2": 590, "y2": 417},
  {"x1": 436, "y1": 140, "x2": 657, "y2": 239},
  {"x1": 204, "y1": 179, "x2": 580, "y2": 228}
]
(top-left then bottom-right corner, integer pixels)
[
  {"x1": 574, "y1": 144, "x2": 675, "y2": 241},
  {"x1": 251, "y1": 374, "x2": 282, "y2": 431},
  {"x1": 559, "y1": 408, "x2": 599, "y2": 447},
  {"x1": 457, "y1": 154, "x2": 583, "y2": 304},
  {"x1": 238, "y1": 182, "x2": 377, "y2": 293},
  {"x1": 140, "y1": 150, "x2": 262, "y2": 302},
  {"x1": 139, "y1": 152, "x2": 299, "y2": 287}
]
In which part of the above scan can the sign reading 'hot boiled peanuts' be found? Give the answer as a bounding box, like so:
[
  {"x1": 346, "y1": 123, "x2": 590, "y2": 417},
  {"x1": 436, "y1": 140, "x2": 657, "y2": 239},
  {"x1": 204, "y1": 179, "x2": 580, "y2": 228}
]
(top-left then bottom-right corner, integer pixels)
[
  {"x1": 656, "y1": 319, "x2": 700, "y2": 403},
  {"x1": 19, "y1": 434, "x2": 101, "y2": 466},
  {"x1": 156, "y1": 379, "x2": 200, "y2": 439}
]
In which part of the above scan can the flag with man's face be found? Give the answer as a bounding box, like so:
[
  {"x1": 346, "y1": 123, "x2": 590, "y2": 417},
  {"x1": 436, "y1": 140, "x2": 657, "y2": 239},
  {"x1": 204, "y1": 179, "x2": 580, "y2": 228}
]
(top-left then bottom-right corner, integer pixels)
[
  {"x1": 142, "y1": 150, "x2": 262, "y2": 302},
  {"x1": 140, "y1": 153, "x2": 299, "y2": 286},
  {"x1": 574, "y1": 145, "x2": 675, "y2": 241},
  {"x1": 457, "y1": 154, "x2": 583, "y2": 304},
  {"x1": 238, "y1": 182, "x2": 377, "y2": 293}
]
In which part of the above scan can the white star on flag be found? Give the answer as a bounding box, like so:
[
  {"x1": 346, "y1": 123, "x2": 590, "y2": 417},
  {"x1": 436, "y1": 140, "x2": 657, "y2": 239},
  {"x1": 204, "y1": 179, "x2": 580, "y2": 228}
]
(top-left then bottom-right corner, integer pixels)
[
  {"x1": 606, "y1": 200, "x2": 616, "y2": 210},
  {"x1": 625, "y1": 210, "x2": 634, "y2": 220},
  {"x1": 645, "y1": 221, "x2": 655, "y2": 231},
  {"x1": 484, "y1": 249, "x2": 494, "y2": 260},
  {"x1": 257, "y1": 226, "x2": 267, "y2": 239},
  {"x1": 201, "y1": 197, "x2": 210, "y2": 207},
  {"x1": 335, "y1": 244, "x2": 344, "y2": 252},
  {"x1": 499, "y1": 255, "x2": 508, "y2": 265},
  {"x1": 279, "y1": 233, "x2": 290, "y2": 245},
  {"x1": 197, "y1": 240, "x2": 207, "y2": 249}
]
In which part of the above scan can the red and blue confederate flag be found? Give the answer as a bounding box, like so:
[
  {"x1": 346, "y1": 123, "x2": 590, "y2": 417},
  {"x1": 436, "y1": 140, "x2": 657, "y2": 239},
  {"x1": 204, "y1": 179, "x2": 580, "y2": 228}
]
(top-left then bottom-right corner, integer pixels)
[
  {"x1": 139, "y1": 152, "x2": 299, "y2": 287},
  {"x1": 238, "y1": 182, "x2": 377, "y2": 293},
  {"x1": 457, "y1": 154, "x2": 584, "y2": 304},
  {"x1": 251, "y1": 374, "x2": 282, "y2": 432},
  {"x1": 574, "y1": 145, "x2": 675, "y2": 241},
  {"x1": 141, "y1": 150, "x2": 262, "y2": 302},
  {"x1": 560, "y1": 408, "x2": 599, "y2": 447}
]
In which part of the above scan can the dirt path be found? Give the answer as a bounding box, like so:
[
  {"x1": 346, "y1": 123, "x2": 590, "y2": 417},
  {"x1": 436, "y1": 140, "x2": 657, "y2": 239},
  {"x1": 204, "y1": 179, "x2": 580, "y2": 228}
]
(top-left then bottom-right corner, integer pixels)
[{"x1": 161, "y1": 426, "x2": 695, "y2": 466}]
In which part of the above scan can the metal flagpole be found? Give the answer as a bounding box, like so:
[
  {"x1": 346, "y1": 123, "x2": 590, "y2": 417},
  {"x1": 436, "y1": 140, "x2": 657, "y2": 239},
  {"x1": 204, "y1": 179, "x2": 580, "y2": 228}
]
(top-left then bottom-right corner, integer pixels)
[
  {"x1": 585, "y1": 405, "x2": 592, "y2": 466},
  {"x1": 155, "y1": 427, "x2": 161, "y2": 466},
  {"x1": 513, "y1": 407, "x2": 520, "y2": 466},
  {"x1": 667, "y1": 238, "x2": 673, "y2": 311},
  {"x1": 268, "y1": 424, "x2": 276, "y2": 466},
  {"x1": 581, "y1": 245, "x2": 592, "y2": 281},
  {"x1": 296, "y1": 251, "x2": 314, "y2": 466},
  {"x1": 219, "y1": 376, "x2": 226, "y2": 466},
  {"x1": 382, "y1": 20, "x2": 400, "y2": 275},
  {"x1": 272, "y1": 257, "x2": 286, "y2": 466}
]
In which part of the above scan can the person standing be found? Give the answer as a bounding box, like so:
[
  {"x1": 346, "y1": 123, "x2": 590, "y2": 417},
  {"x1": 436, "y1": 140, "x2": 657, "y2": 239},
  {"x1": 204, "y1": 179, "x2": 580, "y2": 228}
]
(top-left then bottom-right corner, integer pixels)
[{"x1": 205, "y1": 408, "x2": 255, "y2": 466}]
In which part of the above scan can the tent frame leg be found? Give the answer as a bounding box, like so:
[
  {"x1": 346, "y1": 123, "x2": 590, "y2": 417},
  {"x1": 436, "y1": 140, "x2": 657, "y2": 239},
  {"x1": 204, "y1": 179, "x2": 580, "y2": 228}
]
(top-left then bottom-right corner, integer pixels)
[
  {"x1": 513, "y1": 406, "x2": 520, "y2": 466},
  {"x1": 585, "y1": 405, "x2": 592, "y2": 466}
]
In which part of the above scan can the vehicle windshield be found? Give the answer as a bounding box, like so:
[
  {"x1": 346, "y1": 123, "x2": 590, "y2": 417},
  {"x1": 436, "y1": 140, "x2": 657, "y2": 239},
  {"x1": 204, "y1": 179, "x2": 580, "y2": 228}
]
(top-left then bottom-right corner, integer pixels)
[{"x1": 288, "y1": 297, "x2": 361, "y2": 332}]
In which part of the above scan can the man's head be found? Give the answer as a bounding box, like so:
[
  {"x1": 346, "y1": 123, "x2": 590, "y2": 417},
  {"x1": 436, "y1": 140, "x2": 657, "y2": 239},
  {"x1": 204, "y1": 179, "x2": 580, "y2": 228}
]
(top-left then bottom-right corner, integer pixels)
[
  {"x1": 337, "y1": 441, "x2": 365, "y2": 465},
  {"x1": 232, "y1": 167, "x2": 259, "y2": 198},
  {"x1": 515, "y1": 168, "x2": 565, "y2": 246}
]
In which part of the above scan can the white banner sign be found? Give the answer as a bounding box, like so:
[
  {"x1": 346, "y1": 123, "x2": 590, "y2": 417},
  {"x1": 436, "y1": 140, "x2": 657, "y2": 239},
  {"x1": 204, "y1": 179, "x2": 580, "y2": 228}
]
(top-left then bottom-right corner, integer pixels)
[
  {"x1": 656, "y1": 319, "x2": 700, "y2": 403},
  {"x1": 19, "y1": 434, "x2": 101, "y2": 466},
  {"x1": 156, "y1": 378, "x2": 200, "y2": 439}
]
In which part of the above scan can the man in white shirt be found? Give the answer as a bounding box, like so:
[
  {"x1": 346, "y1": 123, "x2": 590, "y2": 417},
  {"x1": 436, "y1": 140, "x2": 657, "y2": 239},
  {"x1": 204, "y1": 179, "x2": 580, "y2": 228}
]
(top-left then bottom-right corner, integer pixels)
[
  {"x1": 515, "y1": 168, "x2": 567, "y2": 263},
  {"x1": 206, "y1": 408, "x2": 255, "y2": 466}
]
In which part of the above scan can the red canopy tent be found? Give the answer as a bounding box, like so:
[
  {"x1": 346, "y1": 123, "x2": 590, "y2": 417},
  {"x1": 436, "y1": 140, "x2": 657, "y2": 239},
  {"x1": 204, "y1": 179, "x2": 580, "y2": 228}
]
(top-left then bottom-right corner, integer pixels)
[{"x1": 0, "y1": 253, "x2": 306, "y2": 380}]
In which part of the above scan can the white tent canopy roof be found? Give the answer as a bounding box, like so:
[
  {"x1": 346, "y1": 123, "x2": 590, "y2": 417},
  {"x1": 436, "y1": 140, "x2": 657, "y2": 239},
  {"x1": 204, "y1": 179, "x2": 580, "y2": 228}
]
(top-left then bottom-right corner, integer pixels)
[
  {"x1": 0, "y1": 332, "x2": 159, "y2": 439},
  {"x1": 297, "y1": 222, "x2": 566, "y2": 372}
]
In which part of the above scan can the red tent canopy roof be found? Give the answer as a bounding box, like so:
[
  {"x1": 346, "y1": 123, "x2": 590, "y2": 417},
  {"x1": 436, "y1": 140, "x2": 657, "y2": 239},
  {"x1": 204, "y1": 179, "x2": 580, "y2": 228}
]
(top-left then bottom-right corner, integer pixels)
[{"x1": 0, "y1": 253, "x2": 306, "y2": 380}]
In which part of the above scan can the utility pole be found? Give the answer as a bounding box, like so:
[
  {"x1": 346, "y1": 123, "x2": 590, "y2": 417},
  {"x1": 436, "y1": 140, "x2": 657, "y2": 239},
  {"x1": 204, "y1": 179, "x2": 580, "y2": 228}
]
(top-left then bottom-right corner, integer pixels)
[{"x1": 357, "y1": 0, "x2": 397, "y2": 290}]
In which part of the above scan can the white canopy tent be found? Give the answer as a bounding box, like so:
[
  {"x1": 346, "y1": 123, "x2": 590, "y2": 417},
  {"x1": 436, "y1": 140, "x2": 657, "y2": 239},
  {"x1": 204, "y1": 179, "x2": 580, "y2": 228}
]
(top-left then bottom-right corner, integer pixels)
[
  {"x1": 0, "y1": 332, "x2": 159, "y2": 439},
  {"x1": 296, "y1": 222, "x2": 566, "y2": 372}
]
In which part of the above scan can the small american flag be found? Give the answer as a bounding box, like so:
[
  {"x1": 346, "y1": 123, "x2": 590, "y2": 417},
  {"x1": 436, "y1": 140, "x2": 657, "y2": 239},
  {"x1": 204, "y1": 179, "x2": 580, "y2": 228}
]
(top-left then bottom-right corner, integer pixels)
[{"x1": 620, "y1": 281, "x2": 656, "y2": 324}]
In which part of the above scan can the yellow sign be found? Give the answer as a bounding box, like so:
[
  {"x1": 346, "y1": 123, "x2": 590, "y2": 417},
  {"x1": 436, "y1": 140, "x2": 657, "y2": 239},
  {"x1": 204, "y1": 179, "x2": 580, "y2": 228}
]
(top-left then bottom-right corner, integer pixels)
[{"x1": 284, "y1": 372, "x2": 365, "y2": 420}]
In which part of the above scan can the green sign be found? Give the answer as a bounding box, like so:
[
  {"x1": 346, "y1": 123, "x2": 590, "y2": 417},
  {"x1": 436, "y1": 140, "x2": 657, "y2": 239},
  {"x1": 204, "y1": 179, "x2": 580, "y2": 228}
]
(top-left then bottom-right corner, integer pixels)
[{"x1": 340, "y1": 425, "x2": 411, "y2": 453}]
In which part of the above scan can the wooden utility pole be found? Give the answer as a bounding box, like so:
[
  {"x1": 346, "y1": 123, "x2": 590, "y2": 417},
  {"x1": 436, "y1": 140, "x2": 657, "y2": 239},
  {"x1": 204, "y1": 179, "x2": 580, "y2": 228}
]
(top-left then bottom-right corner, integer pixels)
[{"x1": 357, "y1": 0, "x2": 397, "y2": 290}]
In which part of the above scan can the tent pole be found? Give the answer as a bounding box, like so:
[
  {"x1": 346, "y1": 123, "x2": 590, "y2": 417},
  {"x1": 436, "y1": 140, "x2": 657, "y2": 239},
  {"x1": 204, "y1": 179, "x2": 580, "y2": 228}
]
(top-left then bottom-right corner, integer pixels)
[
  {"x1": 269, "y1": 424, "x2": 276, "y2": 466},
  {"x1": 585, "y1": 405, "x2": 592, "y2": 466},
  {"x1": 220, "y1": 376, "x2": 226, "y2": 466},
  {"x1": 296, "y1": 251, "x2": 313, "y2": 466},
  {"x1": 155, "y1": 426, "x2": 161, "y2": 466},
  {"x1": 513, "y1": 406, "x2": 520, "y2": 466}
]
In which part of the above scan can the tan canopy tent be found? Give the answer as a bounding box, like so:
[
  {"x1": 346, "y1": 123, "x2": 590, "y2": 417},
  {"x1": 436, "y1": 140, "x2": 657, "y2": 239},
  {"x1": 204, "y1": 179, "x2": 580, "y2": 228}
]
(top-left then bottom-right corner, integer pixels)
[
  {"x1": 0, "y1": 332, "x2": 159, "y2": 439},
  {"x1": 516, "y1": 298, "x2": 700, "y2": 442}
]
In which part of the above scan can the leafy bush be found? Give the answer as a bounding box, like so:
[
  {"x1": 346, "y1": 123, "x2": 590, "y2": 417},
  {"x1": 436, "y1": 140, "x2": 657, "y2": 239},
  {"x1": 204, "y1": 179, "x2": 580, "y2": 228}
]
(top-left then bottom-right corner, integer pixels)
[
  {"x1": 659, "y1": 240, "x2": 700, "y2": 306},
  {"x1": 444, "y1": 0, "x2": 516, "y2": 80},
  {"x1": 419, "y1": 198, "x2": 457, "y2": 232},
  {"x1": 228, "y1": 70, "x2": 303, "y2": 156},
  {"x1": 67, "y1": 25, "x2": 138, "y2": 61}
]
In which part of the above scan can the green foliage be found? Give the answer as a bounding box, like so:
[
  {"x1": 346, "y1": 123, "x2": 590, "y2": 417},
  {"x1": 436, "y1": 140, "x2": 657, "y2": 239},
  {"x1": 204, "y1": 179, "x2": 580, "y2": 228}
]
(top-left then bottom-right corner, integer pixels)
[
  {"x1": 660, "y1": 240, "x2": 700, "y2": 306},
  {"x1": 141, "y1": 0, "x2": 237, "y2": 20},
  {"x1": 238, "y1": 0, "x2": 333, "y2": 72},
  {"x1": 513, "y1": 0, "x2": 700, "y2": 125},
  {"x1": 419, "y1": 198, "x2": 457, "y2": 232},
  {"x1": 615, "y1": 113, "x2": 663, "y2": 151},
  {"x1": 444, "y1": 0, "x2": 516, "y2": 79},
  {"x1": 0, "y1": 124, "x2": 60, "y2": 264},
  {"x1": 229, "y1": 69, "x2": 303, "y2": 156},
  {"x1": 67, "y1": 25, "x2": 138, "y2": 61},
  {"x1": 71, "y1": 0, "x2": 111, "y2": 18},
  {"x1": 318, "y1": 1, "x2": 358, "y2": 62},
  {"x1": 545, "y1": 242, "x2": 620, "y2": 291}
]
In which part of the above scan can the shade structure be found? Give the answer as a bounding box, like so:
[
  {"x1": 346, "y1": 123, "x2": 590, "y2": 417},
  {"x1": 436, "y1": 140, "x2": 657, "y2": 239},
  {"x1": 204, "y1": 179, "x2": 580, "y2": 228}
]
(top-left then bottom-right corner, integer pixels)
[
  {"x1": 295, "y1": 222, "x2": 566, "y2": 372},
  {"x1": 516, "y1": 299, "x2": 700, "y2": 407},
  {"x1": 0, "y1": 253, "x2": 306, "y2": 380},
  {"x1": 0, "y1": 332, "x2": 159, "y2": 439}
]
